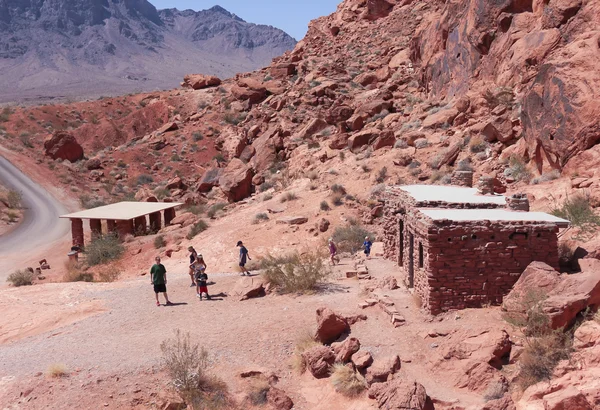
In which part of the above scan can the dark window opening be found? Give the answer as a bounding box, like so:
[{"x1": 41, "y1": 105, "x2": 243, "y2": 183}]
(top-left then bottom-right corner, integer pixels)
[
  {"x1": 447, "y1": 237, "x2": 452, "y2": 242},
  {"x1": 509, "y1": 232, "x2": 528, "y2": 240},
  {"x1": 471, "y1": 234, "x2": 477, "y2": 240},
  {"x1": 418, "y1": 243, "x2": 424, "y2": 268}
]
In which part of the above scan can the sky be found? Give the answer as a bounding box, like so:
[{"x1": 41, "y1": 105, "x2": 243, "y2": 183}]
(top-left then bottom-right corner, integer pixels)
[{"x1": 149, "y1": 0, "x2": 341, "y2": 40}]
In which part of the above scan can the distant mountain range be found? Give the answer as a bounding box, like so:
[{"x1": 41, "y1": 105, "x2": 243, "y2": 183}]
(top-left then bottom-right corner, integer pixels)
[{"x1": 0, "y1": 1, "x2": 297, "y2": 103}]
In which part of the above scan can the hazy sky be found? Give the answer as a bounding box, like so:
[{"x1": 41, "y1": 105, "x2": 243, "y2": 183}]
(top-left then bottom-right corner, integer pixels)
[{"x1": 149, "y1": 1, "x2": 340, "y2": 40}]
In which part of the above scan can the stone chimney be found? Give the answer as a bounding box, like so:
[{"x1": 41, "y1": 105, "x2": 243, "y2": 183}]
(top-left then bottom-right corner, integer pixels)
[
  {"x1": 477, "y1": 176, "x2": 495, "y2": 195},
  {"x1": 451, "y1": 170, "x2": 474, "y2": 187},
  {"x1": 506, "y1": 193, "x2": 530, "y2": 211}
]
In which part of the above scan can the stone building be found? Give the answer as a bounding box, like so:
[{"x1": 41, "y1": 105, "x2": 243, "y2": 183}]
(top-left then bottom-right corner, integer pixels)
[{"x1": 383, "y1": 185, "x2": 569, "y2": 315}]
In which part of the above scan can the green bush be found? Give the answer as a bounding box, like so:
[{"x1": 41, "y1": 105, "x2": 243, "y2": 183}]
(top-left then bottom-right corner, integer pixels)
[
  {"x1": 332, "y1": 223, "x2": 373, "y2": 254},
  {"x1": 85, "y1": 234, "x2": 124, "y2": 266},
  {"x1": 154, "y1": 235, "x2": 166, "y2": 249},
  {"x1": 136, "y1": 174, "x2": 154, "y2": 185},
  {"x1": 261, "y1": 251, "x2": 331, "y2": 294},
  {"x1": 187, "y1": 220, "x2": 208, "y2": 240},
  {"x1": 280, "y1": 192, "x2": 298, "y2": 203},
  {"x1": 504, "y1": 156, "x2": 532, "y2": 183},
  {"x1": 320, "y1": 201, "x2": 331, "y2": 211},
  {"x1": 6, "y1": 190, "x2": 22, "y2": 209},
  {"x1": 252, "y1": 213, "x2": 269, "y2": 224},
  {"x1": 7, "y1": 269, "x2": 35, "y2": 287},
  {"x1": 207, "y1": 203, "x2": 226, "y2": 218},
  {"x1": 551, "y1": 193, "x2": 600, "y2": 229}
]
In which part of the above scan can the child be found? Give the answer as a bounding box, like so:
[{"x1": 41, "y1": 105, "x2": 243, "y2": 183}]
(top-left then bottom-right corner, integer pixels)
[
  {"x1": 150, "y1": 256, "x2": 172, "y2": 306},
  {"x1": 237, "y1": 241, "x2": 251, "y2": 276},
  {"x1": 363, "y1": 236, "x2": 373, "y2": 259},
  {"x1": 193, "y1": 261, "x2": 211, "y2": 301}
]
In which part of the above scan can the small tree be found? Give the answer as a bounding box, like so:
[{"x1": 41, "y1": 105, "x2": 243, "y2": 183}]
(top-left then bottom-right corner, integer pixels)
[
  {"x1": 85, "y1": 234, "x2": 124, "y2": 266},
  {"x1": 261, "y1": 251, "x2": 331, "y2": 294},
  {"x1": 332, "y1": 222, "x2": 373, "y2": 254}
]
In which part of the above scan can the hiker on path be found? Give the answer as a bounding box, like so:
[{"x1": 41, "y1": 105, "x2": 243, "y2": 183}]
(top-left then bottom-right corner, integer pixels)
[
  {"x1": 192, "y1": 259, "x2": 211, "y2": 301},
  {"x1": 363, "y1": 236, "x2": 373, "y2": 259},
  {"x1": 328, "y1": 238, "x2": 338, "y2": 266},
  {"x1": 237, "y1": 241, "x2": 251, "y2": 275},
  {"x1": 188, "y1": 246, "x2": 205, "y2": 287},
  {"x1": 150, "y1": 256, "x2": 172, "y2": 307}
]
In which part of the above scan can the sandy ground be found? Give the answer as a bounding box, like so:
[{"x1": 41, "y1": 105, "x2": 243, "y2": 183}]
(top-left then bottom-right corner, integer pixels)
[{"x1": 0, "y1": 251, "x2": 498, "y2": 409}]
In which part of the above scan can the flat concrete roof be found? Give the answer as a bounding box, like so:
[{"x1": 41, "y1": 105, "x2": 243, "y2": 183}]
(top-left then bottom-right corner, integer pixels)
[
  {"x1": 60, "y1": 201, "x2": 183, "y2": 221},
  {"x1": 397, "y1": 185, "x2": 507, "y2": 206},
  {"x1": 420, "y1": 209, "x2": 570, "y2": 226}
]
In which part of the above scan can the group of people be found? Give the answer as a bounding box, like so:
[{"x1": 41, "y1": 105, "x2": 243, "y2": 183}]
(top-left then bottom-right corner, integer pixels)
[
  {"x1": 149, "y1": 241, "x2": 251, "y2": 306},
  {"x1": 328, "y1": 236, "x2": 372, "y2": 265}
]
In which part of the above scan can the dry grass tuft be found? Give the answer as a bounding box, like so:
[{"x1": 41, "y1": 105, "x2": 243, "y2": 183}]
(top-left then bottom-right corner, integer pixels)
[
  {"x1": 6, "y1": 269, "x2": 35, "y2": 287},
  {"x1": 291, "y1": 331, "x2": 321, "y2": 375},
  {"x1": 47, "y1": 363, "x2": 68, "y2": 378},
  {"x1": 330, "y1": 363, "x2": 367, "y2": 397},
  {"x1": 246, "y1": 379, "x2": 270, "y2": 405}
]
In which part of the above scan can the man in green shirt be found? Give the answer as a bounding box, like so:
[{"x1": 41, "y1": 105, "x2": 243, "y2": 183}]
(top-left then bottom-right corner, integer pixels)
[{"x1": 150, "y1": 256, "x2": 172, "y2": 306}]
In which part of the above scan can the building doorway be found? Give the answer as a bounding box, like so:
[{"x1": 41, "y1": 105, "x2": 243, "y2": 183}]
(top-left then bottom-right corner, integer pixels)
[
  {"x1": 399, "y1": 220, "x2": 404, "y2": 266},
  {"x1": 408, "y1": 232, "x2": 414, "y2": 288}
]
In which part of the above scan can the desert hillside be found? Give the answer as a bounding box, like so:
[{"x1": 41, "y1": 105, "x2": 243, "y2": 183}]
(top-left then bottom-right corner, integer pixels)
[{"x1": 1, "y1": 0, "x2": 600, "y2": 409}]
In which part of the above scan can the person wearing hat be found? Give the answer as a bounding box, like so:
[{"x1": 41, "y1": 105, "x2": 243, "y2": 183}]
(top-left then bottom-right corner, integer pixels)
[
  {"x1": 188, "y1": 246, "x2": 207, "y2": 287},
  {"x1": 363, "y1": 236, "x2": 373, "y2": 259},
  {"x1": 237, "y1": 241, "x2": 251, "y2": 275},
  {"x1": 328, "y1": 238, "x2": 338, "y2": 266}
]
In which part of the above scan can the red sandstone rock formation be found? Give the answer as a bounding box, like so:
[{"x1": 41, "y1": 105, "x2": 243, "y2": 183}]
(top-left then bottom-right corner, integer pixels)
[{"x1": 43, "y1": 131, "x2": 84, "y2": 163}]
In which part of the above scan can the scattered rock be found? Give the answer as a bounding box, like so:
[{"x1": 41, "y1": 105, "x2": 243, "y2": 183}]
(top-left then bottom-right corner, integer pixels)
[
  {"x1": 332, "y1": 337, "x2": 360, "y2": 363},
  {"x1": 314, "y1": 307, "x2": 350, "y2": 344},
  {"x1": 318, "y1": 218, "x2": 330, "y2": 232},
  {"x1": 266, "y1": 386, "x2": 294, "y2": 410},
  {"x1": 182, "y1": 74, "x2": 221, "y2": 90},
  {"x1": 197, "y1": 168, "x2": 222, "y2": 193},
  {"x1": 219, "y1": 158, "x2": 254, "y2": 202},
  {"x1": 366, "y1": 355, "x2": 401, "y2": 384},
  {"x1": 276, "y1": 216, "x2": 308, "y2": 225},
  {"x1": 351, "y1": 350, "x2": 374, "y2": 369},
  {"x1": 44, "y1": 131, "x2": 84, "y2": 162},
  {"x1": 377, "y1": 276, "x2": 398, "y2": 290},
  {"x1": 368, "y1": 379, "x2": 431, "y2": 410},
  {"x1": 230, "y1": 277, "x2": 265, "y2": 301},
  {"x1": 302, "y1": 345, "x2": 335, "y2": 379}
]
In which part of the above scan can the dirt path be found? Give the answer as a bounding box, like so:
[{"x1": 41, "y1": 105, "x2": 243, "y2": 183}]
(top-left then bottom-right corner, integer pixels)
[
  {"x1": 0, "y1": 254, "x2": 495, "y2": 409},
  {"x1": 0, "y1": 154, "x2": 70, "y2": 282}
]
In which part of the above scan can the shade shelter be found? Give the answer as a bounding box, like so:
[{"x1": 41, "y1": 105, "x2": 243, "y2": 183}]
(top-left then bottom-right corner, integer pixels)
[{"x1": 60, "y1": 201, "x2": 182, "y2": 246}]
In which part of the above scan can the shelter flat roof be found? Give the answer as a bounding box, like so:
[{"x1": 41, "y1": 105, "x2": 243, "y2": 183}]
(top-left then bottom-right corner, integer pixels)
[
  {"x1": 60, "y1": 202, "x2": 183, "y2": 221},
  {"x1": 398, "y1": 185, "x2": 506, "y2": 206},
  {"x1": 419, "y1": 209, "x2": 570, "y2": 226}
]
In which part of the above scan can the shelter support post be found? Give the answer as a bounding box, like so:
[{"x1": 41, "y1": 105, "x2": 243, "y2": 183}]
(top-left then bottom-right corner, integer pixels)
[
  {"x1": 149, "y1": 212, "x2": 161, "y2": 232},
  {"x1": 107, "y1": 220, "x2": 117, "y2": 235},
  {"x1": 164, "y1": 208, "x2": 176, "y2": 226},
  {"x1": 71, "y1": 218, "x2": 84, "y2": 247}
]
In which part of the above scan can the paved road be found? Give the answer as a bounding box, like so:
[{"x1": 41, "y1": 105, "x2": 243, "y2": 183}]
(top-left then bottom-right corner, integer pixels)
[{"x1": 0, "y1": 156, "x2": 69, "y2": 254}]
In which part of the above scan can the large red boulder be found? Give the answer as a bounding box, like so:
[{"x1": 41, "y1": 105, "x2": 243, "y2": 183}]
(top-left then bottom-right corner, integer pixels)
[
  {"x1": 44, "y1": 131, "x2": 84, "y2": 162},
  {"x1": 314, "y1": 307, "x2": 349, "y2": 344},
  {"x1": 368, "y1": 379, "x2": 431, "y2": 410},
  {"x1": 331, "y1": 337, "x2": 360, "y2": 363},
  {"x1": 197, "y1": 168, "x2": 221, "y2": 193},
  {"x1": 182, "y1": 74, "x2": 221, "y2": 89},
  {"x1": 266, "y1": 386, "x2": 293, "y2": 410},
  {"x1": 503, "y1": 260, "x2": 600, "y2": 329},
  {"x1": 218, "y1": 158, "x2": 254, "y2": 202}
]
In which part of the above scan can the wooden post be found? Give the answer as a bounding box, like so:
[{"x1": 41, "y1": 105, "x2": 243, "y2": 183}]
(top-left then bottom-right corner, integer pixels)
[{"x1": 71, "y1": 218, "x2": 84, "y2": 247}]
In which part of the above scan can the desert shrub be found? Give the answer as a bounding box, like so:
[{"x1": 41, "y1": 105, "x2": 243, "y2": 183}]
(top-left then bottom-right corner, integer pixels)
[
  {"x1": 259, "y1": 180, "x2": 275, "y2": 192},
  {"x1": 186, "y1": 205, "x2": 206, "y2": 216},
  {"x1": 136, "y1": 174, "x2": 154, "y2": 185},
  {"x1": 7, "y1": 269, "x2": 35, "y2": 287},
  {"x1": 20, "y1": 132, "x2": 33, "y2": 148},
  {"x1": 6, "y1": 189, "x2": 22, "y2": 209},
  {"x1": 247, "y1": 379, "x2": 270, "y2": 405},
  {"x1": 47, "y1": 363, "x2": 68, "y2": 378},
  {"x1": 394, "y1": 139, "x2": 408, "y2": 149},
  {"x1": 483, "y1": 86, "x2": 515, "y2": 108},
  {"x1": 503, "y1": 290, "x2": 573, "y2": 389},
  {"x1": 370, "y1": 184, "x2": 385, "y2": 198},
  {"x1": 469, "y1": 136, "x2": 488, "y2": 153},
  {"x1": 456, "y1": 158, "x2": 473, "y2": 172},
  {"x1": 63, "y1": 261, "x2": 95, "y2": 282},
  {"x1": 154, "y1": 187, "x2": 171, "y2": 200},
  {"x1": 154, "y1": 235, "x2": 166, "y2": 249},
  {"x1": 331, "y1": 193, "x2": 344, "y2": 206},
  {"x1": 280, "y1": 192, "x2": 298, "y2": 203},
  {"x1": 79, "y1": 194, "x2": 106, "y2": 209},
  {"x1": 252, "y1": 213, "x2": 269, "y2": 224},
  {"x1": 376, "y1": 166, "x2": 388, "y2": 183},
  {"x1": 361, "y1": 164, "x2": 370, "y2": 173},
  {"x1": 161, "y1": 330, "x2": 231, "y2": 410},
  {"x1": 330, "y1": 184, "x2": 346, "y2": 194},
  {"x1": 414, "y1": 139, "x2": 429, "y2": 149},
  {"x1": 261, "y1": 250, "x2": 331, "y2": 294},
  {"x1": 224, "y1": 111, "x2": 247, "y2": 125},
  {"x1": 207, "y1": 203, "x2": 227, "y2": 218},
  {"x1": 531, "y1": 170, "x2": 560, "y2": 185},
  {"x1": 330, "y1": 363, "x2": 367, "y2": 397},
  {"x1": 339, "y1": 151, "x2": 345, "y2": 161},
  {"x1": 307, "y1": 170, "x2": 319, "y2": 180},
  {"x1": 483, "y1": 382, "x2": 507, "y2": 402},
  {"x1": 430, "y1": 170, "x2": 449, "y2": 183},
  {"x1": 6, "y1": 211, "x2": 18, "y2": 223},
  {"x1": 85, "y1": 234, "x2": 124, "y2": 266},
  {"x1": 291, "y1": 331, "x2": 322, "y2": 374},
  {"x1": 262, "y1": 193, "x2": 273, "y2": 201},
  {"x1": 504, "y1": 156, "x2": 532, "y2": 183},
  {"x1": 320, "y1": 201, "x2": 331, "y2": 211},
  {"x1": 551, "y1": 193, "x2": 600, "y2": 229},
  {"x1": 96, "y1": 266, "x2": 122, "y2": 282},
  {"x1": 192, "y1": 132, "x2": 204, "y2": 141},
  {"x1": 187, "y1": 220, "x2": 208, "y2": 240},
  {"x1": 332, "y1": 223, "x2": 374, "y2": 254}
]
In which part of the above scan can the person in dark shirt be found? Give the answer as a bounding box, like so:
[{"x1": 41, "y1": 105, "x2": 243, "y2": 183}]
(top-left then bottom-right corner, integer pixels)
[
  {"x1": 188, "y1": 246, "x2": 198, "y2": 287},
  {"x1": 328, "y1": 238, "x2": 339, "y2": 266},
  {"x1": 150, "y1": 256, "x2": 172, "y2": 306},
  {"x1": 363, "y1": 236, "x2": 373, "y2": 259},
  {"x1": 237, "y1": 241, "x2": 251, "y2": 276},
  {"x1": 192, "y1": 259, "x2": 211, "y2": 301}
]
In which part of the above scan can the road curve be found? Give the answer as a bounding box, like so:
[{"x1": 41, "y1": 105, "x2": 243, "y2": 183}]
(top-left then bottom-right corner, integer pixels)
[{"x1": 0, "y1": 156, "x2": 69, "y2": 254}]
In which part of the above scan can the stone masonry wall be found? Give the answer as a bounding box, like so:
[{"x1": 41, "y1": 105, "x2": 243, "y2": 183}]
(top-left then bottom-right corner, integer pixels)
[{"x1": 425, "y1": 220, "x2": 559, "y2": 314}]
